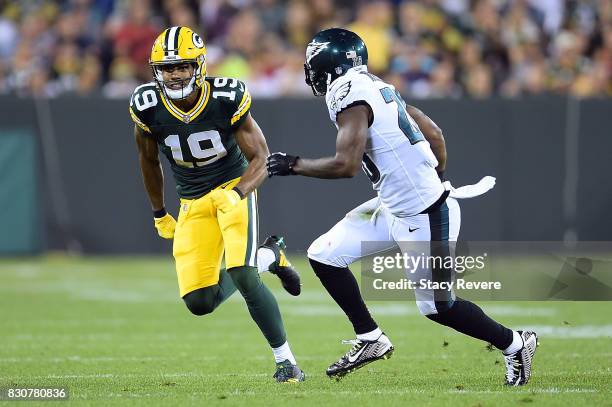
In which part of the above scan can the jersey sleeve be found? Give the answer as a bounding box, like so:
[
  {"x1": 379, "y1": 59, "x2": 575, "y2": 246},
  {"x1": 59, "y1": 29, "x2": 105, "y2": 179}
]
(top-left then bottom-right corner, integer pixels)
[
  {"x1": 129, "y1": 83, "x2": 157, "y2": 134},
  {"x1": 228, "y1": 80, "x2": 252, "y2": 130},
  {"x1": 208, "y1": 77, "x2": 252, "y2": 131},
  {"x1": 325, "y1": 74, "x2": 374, "y2": 123}
]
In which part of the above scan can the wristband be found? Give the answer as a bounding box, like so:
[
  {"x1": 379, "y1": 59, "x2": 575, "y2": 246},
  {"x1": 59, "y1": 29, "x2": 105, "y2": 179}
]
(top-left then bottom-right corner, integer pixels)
[
  {"x1": 232, "y1": 187, "x2": 246, "y2": 200},
  {"x1": 289, "y1": 156, "x2": 300, "y2": 175},
  {"x1": 153, "y1": 207, "x2": 167, "y2": 218}
]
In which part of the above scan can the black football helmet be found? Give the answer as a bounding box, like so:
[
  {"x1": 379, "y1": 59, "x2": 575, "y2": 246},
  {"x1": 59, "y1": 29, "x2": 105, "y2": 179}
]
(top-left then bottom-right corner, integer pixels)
[{"x1": 304, "y1": 28, "x2": 368, "y2": 96}]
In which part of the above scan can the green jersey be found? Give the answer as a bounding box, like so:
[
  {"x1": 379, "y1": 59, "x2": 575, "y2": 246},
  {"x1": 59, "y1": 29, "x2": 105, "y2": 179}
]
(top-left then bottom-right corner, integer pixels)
[{"x1": 129, "y1": 77, "x2": 252, "y2": 199}]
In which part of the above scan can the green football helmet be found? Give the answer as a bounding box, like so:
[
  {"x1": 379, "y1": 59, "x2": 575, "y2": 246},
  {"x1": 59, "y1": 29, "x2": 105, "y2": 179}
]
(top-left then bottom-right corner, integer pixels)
[{"x1": 304, "y1": 28, "x2": 368, "y2": 96}]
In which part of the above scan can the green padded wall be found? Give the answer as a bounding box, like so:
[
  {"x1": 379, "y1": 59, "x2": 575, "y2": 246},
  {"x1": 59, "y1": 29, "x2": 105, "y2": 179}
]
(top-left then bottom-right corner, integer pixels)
[{"x1": 0, "y1": 130, "x2": 39, "y2": 254}]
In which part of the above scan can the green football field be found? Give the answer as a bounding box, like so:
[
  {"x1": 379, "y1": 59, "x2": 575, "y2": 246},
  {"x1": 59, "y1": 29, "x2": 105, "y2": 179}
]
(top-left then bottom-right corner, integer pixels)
[{"x1": 1, "y1": 256, "x2": 610, "y2": 406}]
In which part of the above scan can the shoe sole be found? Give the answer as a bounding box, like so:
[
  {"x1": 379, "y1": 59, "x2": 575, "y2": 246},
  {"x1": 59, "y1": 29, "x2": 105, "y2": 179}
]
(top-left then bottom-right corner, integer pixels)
[
  {"x1": 327, "y1": 347, "x2": 394, "y2": 380},
  {"x1": 272, "y1": 267, "x2": 301, "y2": 296},
  {"x1": 277, "y1": 372, "x2": 306, "y2": 383},
  {"x1": 521, "y1": 332, "x2": 539, "y2": 386}
]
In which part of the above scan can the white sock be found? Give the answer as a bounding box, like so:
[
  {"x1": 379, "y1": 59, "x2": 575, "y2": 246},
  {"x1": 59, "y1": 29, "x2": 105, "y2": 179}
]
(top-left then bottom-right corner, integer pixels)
[
  {"x1": 356, "y1": 327, "x2": 383, "y2": 341},
  {"x1": 256, "y1": 247, "x2": 276, "y2": 274},
  {"x1": 272, "y1": 341, "x2": 296, "y2": 365},
  {"x1": 503, "y1": 330, "x2": 524, "y2": 355}
]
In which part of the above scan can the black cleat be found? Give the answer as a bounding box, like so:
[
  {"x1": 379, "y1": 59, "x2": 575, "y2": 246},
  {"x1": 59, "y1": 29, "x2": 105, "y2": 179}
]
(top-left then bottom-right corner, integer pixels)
[
  {"x1": 273, "y1": 360, "x2": 306, "y2": 383},
  {"x1": 504, "y1": 330, "x2": 539, "y2": 386},
  {"x1": 326, "y1": 333, "x2": 394, "y2": 379},
  {"x1": 260, "y1": 235, "x2": 301, "y2": 296}
]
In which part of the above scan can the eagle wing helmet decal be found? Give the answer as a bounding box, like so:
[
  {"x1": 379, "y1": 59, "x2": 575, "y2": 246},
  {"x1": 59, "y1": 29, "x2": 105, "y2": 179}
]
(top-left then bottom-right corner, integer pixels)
[{"x1": 306, "y1": 41, "x2": 330, "y2": 64}]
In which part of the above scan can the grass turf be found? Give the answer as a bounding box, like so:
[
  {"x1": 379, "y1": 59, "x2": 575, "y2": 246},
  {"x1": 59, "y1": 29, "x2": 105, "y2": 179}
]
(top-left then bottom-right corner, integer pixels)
[{"x1": 0, "y1": 256, "x2": 610, "y2": 406}]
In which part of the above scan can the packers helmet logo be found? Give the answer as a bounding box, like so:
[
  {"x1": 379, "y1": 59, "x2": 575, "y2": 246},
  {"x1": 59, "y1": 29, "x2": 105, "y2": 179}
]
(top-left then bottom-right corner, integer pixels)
[
  {"x1": 192, "y1": 33, "x2": 204, "y2": 49},
  {"x1": 306, "y1": 41, "x2": 330, "y2": 64}
]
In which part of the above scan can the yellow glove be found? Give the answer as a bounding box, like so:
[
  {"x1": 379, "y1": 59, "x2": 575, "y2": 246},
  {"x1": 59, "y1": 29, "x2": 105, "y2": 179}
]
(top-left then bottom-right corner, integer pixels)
[
  {"x1": 154, "y1": 213, "x2": 176, "y2": 239},
  {"x1": 209, "y1": 188, "x2": 243, "y2": 213}
]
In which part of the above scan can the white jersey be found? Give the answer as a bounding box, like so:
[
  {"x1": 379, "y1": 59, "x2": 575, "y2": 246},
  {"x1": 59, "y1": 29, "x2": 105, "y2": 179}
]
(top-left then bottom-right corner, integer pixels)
[{"x1": 325, "y1": 66, "x2": 444, "y2": 217}]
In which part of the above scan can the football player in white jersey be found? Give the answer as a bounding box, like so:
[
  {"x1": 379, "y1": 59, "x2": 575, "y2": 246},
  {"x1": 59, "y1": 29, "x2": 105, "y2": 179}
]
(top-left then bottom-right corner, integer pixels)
[{"x1": 267, "y1": 28, "x2": 538, "y2": 385}]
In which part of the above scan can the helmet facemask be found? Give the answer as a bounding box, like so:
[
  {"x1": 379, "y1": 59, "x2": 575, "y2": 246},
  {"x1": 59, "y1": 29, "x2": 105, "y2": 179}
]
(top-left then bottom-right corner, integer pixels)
[
  {"x1": 152, "y1": 58, "x2": 204, "y2": 100},
  {"x1": 304, "y1": 63, "x2": 330, "y2": 97}
]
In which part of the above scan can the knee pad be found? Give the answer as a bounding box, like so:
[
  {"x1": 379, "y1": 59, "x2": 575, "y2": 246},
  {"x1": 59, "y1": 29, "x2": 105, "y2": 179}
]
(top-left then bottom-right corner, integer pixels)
[
  {"x1": 183, "y1": 288, "x2": 217, "y2": 316},
  {"x1": 416, "y1": 298, "x2": 455, "y2": 316},
  {"x1": 307, "y1": 234, "x2": 349, "y2": 269},
  {"x1": 416, "y1": 300, "x2": 437, "y2": 316}
]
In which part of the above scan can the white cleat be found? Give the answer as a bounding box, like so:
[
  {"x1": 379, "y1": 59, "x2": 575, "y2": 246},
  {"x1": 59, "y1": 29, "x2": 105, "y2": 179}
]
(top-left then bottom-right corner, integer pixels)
[
  {"x1": 326, "y1": 333, "x2": 394, "y2": 379},
  {"x1": 503, "y1": 330, "x2": 539, "y2": 386}
]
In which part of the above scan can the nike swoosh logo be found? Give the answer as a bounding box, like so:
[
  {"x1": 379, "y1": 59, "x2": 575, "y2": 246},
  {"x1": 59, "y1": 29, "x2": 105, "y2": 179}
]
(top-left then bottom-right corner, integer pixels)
[
  {"x1": 347, "y1": 346, "x2": 367, "y2": 363},
  {"x1": 409, "y1": 227, "x2": 419, "y2": 232}
]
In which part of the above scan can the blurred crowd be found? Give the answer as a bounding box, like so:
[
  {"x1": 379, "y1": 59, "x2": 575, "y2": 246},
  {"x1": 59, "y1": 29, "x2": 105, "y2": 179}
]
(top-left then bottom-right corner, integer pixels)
[{"x1": 0, "y1": 0, "x2": 611, "y2": 99}]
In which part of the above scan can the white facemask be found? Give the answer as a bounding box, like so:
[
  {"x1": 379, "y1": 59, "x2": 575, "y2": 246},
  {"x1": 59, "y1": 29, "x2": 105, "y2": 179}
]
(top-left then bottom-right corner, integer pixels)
[
  {"x1": 164, "y1": 76, "x2": 196, "y2": 100},
  {"x1": 154, "y1": 69, "x2": 197, "y2": 100}
]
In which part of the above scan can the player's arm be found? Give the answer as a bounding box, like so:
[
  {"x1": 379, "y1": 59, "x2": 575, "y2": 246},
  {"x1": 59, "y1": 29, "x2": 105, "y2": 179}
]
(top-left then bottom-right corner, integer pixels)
[
  {"x1": 268, "y1": 105, "x2": 370, "y2": 179},
  {"x1": 208, "y1": 113, "x2": 267, "y2": 212},
  {"x1": 134, "y1": 124, "x2": 175, "y2": 238},
  {"x1": 134, "y1": 125, "x2": 164, "y2": 211},
  {"x1": 233, "y1": 113, "x2": 269, "y2": 195},
  {"x1": 406, "y1": 105, "x2": 446, "y2": 177}
]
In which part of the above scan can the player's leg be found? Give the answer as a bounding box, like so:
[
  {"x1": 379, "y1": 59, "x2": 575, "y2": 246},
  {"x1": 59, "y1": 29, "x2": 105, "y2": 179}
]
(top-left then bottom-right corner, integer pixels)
[
  {"x1": 307, "y1": 198, "x2": 395, "y2": 377},
  {"x1": 448, "y1": 197, "x2": 538, "y2": 385},
  {"x1": 397, "y1": 198, "x2": 538, "y2": 385},
  {"x1": 219, "y1": 184, "x2": 304, "y2": 382},
  {"x1": 308, "y1": 198, "x2": 394, "y2": 336},
  {"x1": 173, "y1": 197, "x2": 237, "y2": 315},
  {"x1": 182, "y1": 270, "x2": 236, "y2": 315}
]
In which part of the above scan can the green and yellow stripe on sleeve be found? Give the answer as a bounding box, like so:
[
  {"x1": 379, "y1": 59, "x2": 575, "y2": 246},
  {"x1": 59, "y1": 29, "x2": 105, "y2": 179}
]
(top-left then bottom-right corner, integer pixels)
[
  {"x1": 129, "y1": 107, "x2": 151, "y2": 133},
  {"x1": 231, "y1": 88, "x2": 252, "y2": 126}
]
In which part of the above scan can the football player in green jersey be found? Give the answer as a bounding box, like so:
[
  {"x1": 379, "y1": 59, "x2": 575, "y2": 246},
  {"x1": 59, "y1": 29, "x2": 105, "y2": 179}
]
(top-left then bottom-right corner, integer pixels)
[{"x1": 129, "y1": 26, "x2": 304, "y2": 382}]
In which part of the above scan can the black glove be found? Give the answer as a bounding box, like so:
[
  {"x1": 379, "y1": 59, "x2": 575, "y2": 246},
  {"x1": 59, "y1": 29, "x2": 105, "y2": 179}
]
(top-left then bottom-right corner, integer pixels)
[{"x1": 267, "y1": 152, "x2": 299, "y2": 177}]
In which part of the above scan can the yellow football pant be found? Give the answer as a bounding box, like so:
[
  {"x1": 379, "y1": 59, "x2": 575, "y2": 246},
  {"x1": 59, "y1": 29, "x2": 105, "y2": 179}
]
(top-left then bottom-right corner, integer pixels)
[{"x1": 172, "y1": 177, "x2": 258, "y2": 297}]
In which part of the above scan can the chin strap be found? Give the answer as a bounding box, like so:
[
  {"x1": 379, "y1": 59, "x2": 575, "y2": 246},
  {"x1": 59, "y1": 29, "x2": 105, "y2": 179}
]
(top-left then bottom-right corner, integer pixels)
[{"x1": 323, "y1": 73, "x2": 332, "y2": 95}]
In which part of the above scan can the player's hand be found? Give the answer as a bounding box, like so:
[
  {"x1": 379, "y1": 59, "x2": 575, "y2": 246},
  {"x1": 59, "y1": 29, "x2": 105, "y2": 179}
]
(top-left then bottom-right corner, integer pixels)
[
  {"x1": 267, "y1": 152, "x2": 299, "y2": 177},
  {"x1": 154, "y1": 213, "x2": 176, "y2": 239},
  {"x1": 210, "y1": 188, "x2": 242, "y2": 213}
]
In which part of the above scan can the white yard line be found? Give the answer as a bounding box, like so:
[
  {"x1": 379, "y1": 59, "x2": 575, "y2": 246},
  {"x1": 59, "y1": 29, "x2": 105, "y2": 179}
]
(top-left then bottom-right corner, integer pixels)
[
  {"x1": 0, "y1": 372, "x2": 269, "y2": 380},
  {"x1": 449, "y1": 388, "x2": 599, "y2": 394},
  {"x1": 282, "y1": 304, "x2": 558, "y2": 317},
  {"x1": 0, "y1": 356, "x2": 209, "y2": 363},
  {"x1": 522, "y1": 325, "x2": 612, "y2": 338},
  {"x1": 34, "y1": 388, "x2": 604, "y2": 397}
]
